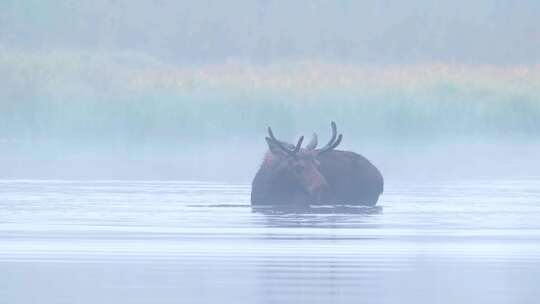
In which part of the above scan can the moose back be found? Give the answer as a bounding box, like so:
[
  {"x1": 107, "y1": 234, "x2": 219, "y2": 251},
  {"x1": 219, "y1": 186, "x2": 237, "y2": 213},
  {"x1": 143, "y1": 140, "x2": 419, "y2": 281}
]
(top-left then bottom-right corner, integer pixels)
[{"x1": 251, "y1": 122, "x2": 384, "y2": 206}]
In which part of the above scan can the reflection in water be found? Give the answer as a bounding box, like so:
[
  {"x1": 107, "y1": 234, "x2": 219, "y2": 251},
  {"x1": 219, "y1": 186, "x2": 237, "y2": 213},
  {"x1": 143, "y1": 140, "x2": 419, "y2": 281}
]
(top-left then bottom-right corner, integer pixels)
[
  {"x1": 1, "y1": 180, "x2": 540, "y2": 304},
  {"x1": 251, "y1": 205, "x2": 383, "y2": 229},
  {"x1": 251, "y1": 204, "x2": 383, "y2": 215}
]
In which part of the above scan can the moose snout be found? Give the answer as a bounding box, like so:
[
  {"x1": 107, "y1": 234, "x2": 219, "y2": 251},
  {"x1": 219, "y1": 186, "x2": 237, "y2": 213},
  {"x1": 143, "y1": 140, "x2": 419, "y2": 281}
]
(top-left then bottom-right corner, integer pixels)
[{"x1": 307, "y1": 178, "x2": 330, "y2": 203}]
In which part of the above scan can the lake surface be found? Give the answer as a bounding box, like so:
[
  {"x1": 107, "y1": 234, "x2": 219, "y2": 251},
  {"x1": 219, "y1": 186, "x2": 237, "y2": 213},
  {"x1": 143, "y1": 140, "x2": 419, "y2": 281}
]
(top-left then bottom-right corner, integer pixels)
[{"x1": 1, "y1": 179, "x2": 540, "y2": 303}]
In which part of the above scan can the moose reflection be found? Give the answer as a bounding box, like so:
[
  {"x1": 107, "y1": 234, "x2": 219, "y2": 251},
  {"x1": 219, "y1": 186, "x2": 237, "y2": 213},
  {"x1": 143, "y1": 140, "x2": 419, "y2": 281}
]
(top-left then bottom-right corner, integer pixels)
[{"x1": 251, "y1": 122, "x2": 383, "y2": 206}]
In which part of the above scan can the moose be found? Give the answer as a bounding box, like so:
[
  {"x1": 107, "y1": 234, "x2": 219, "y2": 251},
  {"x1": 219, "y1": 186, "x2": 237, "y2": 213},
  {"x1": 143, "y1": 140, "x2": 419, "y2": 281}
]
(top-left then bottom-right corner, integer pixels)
[{"x1": 251, "y1": 122, "x2": 383, "y2": 206}]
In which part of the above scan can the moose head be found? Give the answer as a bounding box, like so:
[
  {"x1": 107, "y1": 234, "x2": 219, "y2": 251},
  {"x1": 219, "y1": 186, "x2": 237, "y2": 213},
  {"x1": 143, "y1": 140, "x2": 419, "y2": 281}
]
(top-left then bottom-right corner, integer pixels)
[{"x1": 260, "y1": 122, "x2": 343, "y2": 204}]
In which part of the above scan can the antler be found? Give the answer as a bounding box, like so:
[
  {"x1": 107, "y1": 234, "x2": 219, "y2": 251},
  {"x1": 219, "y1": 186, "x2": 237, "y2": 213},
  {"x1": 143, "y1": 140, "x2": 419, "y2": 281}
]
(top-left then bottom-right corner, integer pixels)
[
  {"x1": 305, "y1": 133, "x2": 318, "y2": 150},
  {"x1": 318, "y1": 121, "x2": 342, "y2": 154},
  {"x1": 293, "y1": 136, "x2": 304, "y2": 153},
  {"x1": 267, "y1": 127, "x2": 304, "y2": 156}
]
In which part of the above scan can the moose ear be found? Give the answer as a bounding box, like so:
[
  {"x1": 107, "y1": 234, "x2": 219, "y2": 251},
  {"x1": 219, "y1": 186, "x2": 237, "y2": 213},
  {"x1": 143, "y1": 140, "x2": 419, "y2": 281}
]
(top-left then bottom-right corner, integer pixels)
[{"x1": 265, "y1": 137, "x2": 288, "y2": 155}]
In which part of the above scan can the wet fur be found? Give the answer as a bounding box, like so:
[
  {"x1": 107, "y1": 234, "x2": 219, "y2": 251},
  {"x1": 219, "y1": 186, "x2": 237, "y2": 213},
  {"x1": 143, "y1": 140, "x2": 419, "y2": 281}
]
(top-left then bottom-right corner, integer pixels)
[
  {"x1": 251, "y1": 150, "x2": 383, "y2": 206},
  {"x1": 316, "y1": 149, "x2": 383, "y2": 206},
  {"x1": 251, "y1": 152, "x2": 312, "y2": 205}
]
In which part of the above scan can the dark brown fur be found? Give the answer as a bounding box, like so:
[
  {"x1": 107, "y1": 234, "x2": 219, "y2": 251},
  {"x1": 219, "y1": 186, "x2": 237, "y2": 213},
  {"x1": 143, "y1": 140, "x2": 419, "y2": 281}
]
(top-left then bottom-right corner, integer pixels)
[
  {"x1": 316, "y1": 149, "x2": 383, "y2": 206},
  {"x1": 251, "y1": 151, "x2": 329, "y2": 205}
]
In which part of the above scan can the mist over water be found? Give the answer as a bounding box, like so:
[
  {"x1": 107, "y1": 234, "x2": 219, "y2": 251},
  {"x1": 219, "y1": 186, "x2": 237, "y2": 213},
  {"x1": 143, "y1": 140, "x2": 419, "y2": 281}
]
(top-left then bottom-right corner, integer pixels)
[
  {"x1": 2, "y1": 1, "x2": 540, "y2": 180},
  {"x1": 1, "y1": 49, "x2": 540, "y2": 180},
  {"x1": 2, "y1": 2, "x2": 540, "y2": 304}
]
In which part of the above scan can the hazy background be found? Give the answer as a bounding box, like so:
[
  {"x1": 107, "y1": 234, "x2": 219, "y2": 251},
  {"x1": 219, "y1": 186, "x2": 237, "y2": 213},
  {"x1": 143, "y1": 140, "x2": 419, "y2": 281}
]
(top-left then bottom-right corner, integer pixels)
[{"x1": 1, "y1": 0, "x2": 539, "y2": 181}]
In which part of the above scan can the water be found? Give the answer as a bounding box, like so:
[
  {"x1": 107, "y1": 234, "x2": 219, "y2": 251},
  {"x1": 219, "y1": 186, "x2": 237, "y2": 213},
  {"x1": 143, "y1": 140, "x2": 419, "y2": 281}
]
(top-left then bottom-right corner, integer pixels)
[{"x1": 1, "y1": 179, "x2": 540, "y2": 303}]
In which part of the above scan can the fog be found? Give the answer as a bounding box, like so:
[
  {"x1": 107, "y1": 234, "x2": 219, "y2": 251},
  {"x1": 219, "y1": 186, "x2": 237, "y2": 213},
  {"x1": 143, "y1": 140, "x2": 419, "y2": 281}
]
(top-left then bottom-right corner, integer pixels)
[
  {"x1": 3, "y1": 4, "x2": 540, "y2": 304},
  {"x1": 2, "y1": 1, "x2": 539, "y2": 64},
  {"x1": 1, "y1": 1, "x2": 539, "y2": 181}
]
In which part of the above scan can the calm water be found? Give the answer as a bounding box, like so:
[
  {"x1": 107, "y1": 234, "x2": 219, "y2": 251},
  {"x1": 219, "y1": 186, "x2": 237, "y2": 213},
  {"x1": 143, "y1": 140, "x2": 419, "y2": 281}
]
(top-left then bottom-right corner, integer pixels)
[{"x1": 1, "y1": 179, "x2": 540, "y2": 303}]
